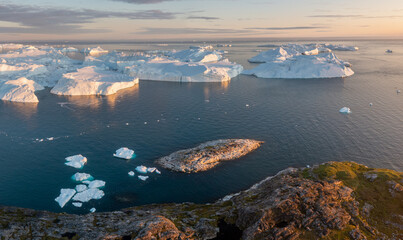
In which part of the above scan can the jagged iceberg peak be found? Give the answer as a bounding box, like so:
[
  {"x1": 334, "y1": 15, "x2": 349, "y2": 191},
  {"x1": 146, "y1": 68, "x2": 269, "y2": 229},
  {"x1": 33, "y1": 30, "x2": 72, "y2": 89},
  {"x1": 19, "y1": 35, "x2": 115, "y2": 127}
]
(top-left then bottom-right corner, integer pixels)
[{"x1": 50, "y1": 66, "x2": 139, "y2": 96}]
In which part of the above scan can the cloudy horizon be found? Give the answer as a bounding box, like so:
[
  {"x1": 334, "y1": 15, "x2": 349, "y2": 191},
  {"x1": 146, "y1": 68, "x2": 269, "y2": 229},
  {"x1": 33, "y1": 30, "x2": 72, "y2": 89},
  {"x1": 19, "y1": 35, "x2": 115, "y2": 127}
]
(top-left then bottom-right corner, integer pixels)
[{"x1": 0, "y1": 0, "x2": 402, "y2": 41}]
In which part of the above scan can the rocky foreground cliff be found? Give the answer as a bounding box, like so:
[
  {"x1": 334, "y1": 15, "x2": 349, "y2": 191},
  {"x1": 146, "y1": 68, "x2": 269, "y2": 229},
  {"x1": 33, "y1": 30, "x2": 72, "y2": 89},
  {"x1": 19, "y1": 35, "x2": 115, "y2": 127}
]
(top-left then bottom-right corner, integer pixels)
[{"x1": 1, "y1": 161, "x2": 402, "y2": 240}]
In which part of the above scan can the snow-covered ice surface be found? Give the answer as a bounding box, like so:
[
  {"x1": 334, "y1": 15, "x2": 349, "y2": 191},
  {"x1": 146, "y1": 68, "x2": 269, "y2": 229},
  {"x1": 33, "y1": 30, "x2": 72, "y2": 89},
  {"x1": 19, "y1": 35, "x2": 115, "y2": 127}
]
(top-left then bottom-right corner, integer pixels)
[
  {"x1": 113, "y1": 147, "x2": 135, "y2": 159},
  {"x1": 50, "y1": 66, "x2": 139, "y2": 96},
  {"x1": 65, "y1": 154, "x2": 87, "y2": 169},
  {"x1": 71, "y1": 173, "x2": 93, "y2": 182},
  {"x1": 88, "y1": 180, "x2": 106, "y2": 189},
  {"x1": 55, "y1": 188, "x2": 76, "y2": 208},
  {"x1": 0, "y1": 77, "x2": 44, "y2": 103},
  {"x1": 72, "y1": 202, "x2": 82, "y2": 207},
  {"x1": 72, "y1": 188, "x2": 105, "y2": 202},
  {"x1": 244, "y1": 44, "x2": 354, "y2": 79},
  {"x1": 168, "y1": 46, "x2": 223, "y2": 63},
  {"x1": 81, "y1": 46, "x2": 108, "y2": 56},
  {"x1": 75, "y1": 184, "x2": 88, "y2": 193}
]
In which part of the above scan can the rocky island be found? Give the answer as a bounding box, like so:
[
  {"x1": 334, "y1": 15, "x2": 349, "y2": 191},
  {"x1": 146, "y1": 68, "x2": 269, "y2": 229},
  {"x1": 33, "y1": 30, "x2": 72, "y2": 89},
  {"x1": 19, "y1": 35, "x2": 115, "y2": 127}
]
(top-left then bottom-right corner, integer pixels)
[
  {"x1": 1, "y1": 161, "x2": 402, "y2": 240},
  {"x1": 155, "y1": 139, "x2": 264, "y2": 173}
]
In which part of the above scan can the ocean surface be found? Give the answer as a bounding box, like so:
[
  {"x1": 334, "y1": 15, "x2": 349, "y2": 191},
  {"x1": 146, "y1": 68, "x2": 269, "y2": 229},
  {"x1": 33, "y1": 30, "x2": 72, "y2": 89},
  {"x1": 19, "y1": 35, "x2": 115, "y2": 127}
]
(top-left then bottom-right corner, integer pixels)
[{"x1": 0, "y1": 40, "x2": 402, "y2": 213}]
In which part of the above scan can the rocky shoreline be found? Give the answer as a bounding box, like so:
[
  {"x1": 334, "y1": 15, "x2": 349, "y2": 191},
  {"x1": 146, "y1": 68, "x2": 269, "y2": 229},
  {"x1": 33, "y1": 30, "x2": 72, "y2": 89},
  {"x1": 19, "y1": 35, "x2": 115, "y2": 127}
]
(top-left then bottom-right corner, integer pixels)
[
  {"x1": 1, "y1": 161, "x2": 402, "y2": 240},
  {"x1": 156, "y1": 139, "x2": 263, "y2": 173}
]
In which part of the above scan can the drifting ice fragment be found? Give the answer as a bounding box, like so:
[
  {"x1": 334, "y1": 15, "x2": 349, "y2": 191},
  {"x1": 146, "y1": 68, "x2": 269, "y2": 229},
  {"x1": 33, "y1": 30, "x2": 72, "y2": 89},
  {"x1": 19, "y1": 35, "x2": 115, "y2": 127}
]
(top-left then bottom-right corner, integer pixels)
[
  {"x1": 138, "y1": 176, "x2": 149, "y2": 181},
  {"x1": 90, "y1": 208, "x2": 96, "y2": 213},
  {"x1": 339, "y1": 107, "x2": 351, "y2": 114},
  {"x1": 113, "y1": 147, "x2": 135, "y2": 160},
  {"x1": 72, "y1": 202, "x2": 82, "y2": 207},
  {"x1": 147, "y1": 167, "x2": 157, "y2": 173},
  {"x1": 88, "y1": 180, "x2": 106, "y2": 189},
  {"x1": 128, "y1": 171, "x2": 135, "y2": 176},
  {"x1": 65, "y1": 154, "x2": 87, "y2": 169},
  {"x1": 135, "y1": 166, "x2": 148, "y2": 174},
  {"x1": 55, "y1": 188, "x2": 76, "y2": 208},
  {"x1": 72, "y1": 188, "x2": 105, "y2": 202},
  {"x1": 71, "y1": 173, "x2": 93, "y2": 182}
]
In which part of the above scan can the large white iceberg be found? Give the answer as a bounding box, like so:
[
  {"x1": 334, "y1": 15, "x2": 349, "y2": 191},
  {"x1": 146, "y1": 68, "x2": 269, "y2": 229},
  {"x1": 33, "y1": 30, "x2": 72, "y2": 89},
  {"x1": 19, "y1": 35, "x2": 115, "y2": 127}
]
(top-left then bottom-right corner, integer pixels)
[
  {"x1": 113, "y1": 147, "x2": 135, "y2": 160},
  {"x1": 243, "y1": 44, "x2": 354, "y2": 79},
  {"x1": 55, "y1": 188, "x2": 76, "y2": 208},
  {"x1": 65, "y1": 154, "x2": 87, "y2": 169},
  {"x1": 0, "y1": 77, "x2": 44, "y2": 103},
  {"x1": 50, "y1": 66, "x2": 139, "y2": 96},
  {"x1": 71, "y1": 173, "x2": 93, "y2": 182},
  {"x1": 72, "y1": 188, "x2": 105, "y2": 202},
  {"x1": 125, "y1": 58, "x2": 243, "y2": 82}
]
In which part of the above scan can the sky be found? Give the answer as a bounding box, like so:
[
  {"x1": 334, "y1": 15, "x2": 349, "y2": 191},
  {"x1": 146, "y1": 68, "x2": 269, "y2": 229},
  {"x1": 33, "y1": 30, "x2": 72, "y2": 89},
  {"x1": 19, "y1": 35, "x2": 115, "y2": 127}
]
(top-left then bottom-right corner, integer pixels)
[{"x1": 0, "y1": 0, "x2": 403, "y2": 41}]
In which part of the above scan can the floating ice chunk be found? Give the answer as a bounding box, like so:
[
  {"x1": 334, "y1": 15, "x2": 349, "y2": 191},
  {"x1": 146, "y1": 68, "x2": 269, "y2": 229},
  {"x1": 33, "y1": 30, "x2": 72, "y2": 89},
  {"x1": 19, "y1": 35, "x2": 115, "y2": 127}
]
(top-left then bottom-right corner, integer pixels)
[
  {"x1": 248, "y1": 47, "x2": 299, "y2": 63},
  {"x1": 88, "y1": 180, "x2": 106, "y2": 189},
  {"x1": 147, "y1": 167, "x2": 157, "y2": 173},
  {"x1": 51, "y1": 66, "x2": 139, "y2": 96},
  {"x1": 397, "y1": 90, "x2": 401, "y2": 94},
  {"x1": 65, "y1": 154, "x2": 87, "y2": 169},
  {"x1": 155, "y1": 169, "x2": 161, "y2": 174},
  {"x1": 339, "y1": 107, "x2": 351, "y2": 114},
  {"x1": 90, "y1": 208, "x2": 96, "y2": 213},
  {"x1": 0, "y1": 77, "x2": 44, "y2": 103},
  {"x1": 386, "y1": 49, "x2": 393, "y2": 53},
  {"x1": 47, "y1": 137, "x2": 54, "y2": 141},
  {"x1": 169, "y1": 47, "x2": 223, "y2": 63},
  {"x1": 138, "y1": 175, "x2": 149, "y2": 181},
  {"x1": 0, "y1": 43, "x2": 24, "y2": 51},
  {"x1": 369, "y1": 103, "x2": 373, "y2": 106},
  {"x1": 216, "y1": 44, "x2": 232, "y2": 47},
  {"x1": 72, "y1": 188, "x2": 105, "y2": 202},
  {"x1": 82, "y1": 180, "x2": 92, "y2": 184},
  {"x1": 323, "y1": 44, "x2": 358, "y2": 51},
  {"x1": 128, "y1": 171, "x2": 135, "y2": 176},
  {"x1": 189, "y1": 45, "x2": 213, "y2": 50},
  {"x1": 125, "y1": 58, "x2": 243, "y2": 82},
  {"x1": 113, "y1": 147, "x2": 135, "y2": 160},
  {"x1": 71, "y1": 173, "x2": 93, "y2": 182},
  {"x1": 135, "y1": 165, "x2": 148, "y2": 174},
  {"x1": 75, "y1": 184, "x2": 88, "y2": 193},
  {"x1": 81, "y1": 46, "x2": 108, "y2": 56},
  {"x1": 243, "y1": 52, "x2": 354, "y2": 79},
  {"x1": 55, "y1": 188, "x2": 76, "y2": 208},
  {"x1": 61, "y1": 47, "x2": 78, "y2": 53},
  {"x1": 72, "y1": 202, "x2": 82, "y2": 207}
]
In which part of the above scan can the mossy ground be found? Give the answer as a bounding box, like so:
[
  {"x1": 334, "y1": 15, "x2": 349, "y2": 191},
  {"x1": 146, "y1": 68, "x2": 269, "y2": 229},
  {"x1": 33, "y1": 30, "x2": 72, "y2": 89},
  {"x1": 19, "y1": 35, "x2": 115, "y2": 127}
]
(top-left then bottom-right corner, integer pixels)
[{"x1": 302, "y1": 161, "x2": 403, "y2": 239}]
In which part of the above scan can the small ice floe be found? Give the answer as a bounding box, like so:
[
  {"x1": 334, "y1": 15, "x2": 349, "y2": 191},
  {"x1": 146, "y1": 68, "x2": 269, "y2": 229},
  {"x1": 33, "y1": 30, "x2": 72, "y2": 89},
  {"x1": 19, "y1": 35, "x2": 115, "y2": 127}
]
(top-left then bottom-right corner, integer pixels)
[
  {"x1": 138, "y1": 175, "x2": 149, "y2": 181},
  {"x1": 128, "y1": 171, "x2": 135, "y2": 177},
  {"x1": 72, "y1": 188, "x2": 105, "y2": 202},
  {"x1": 55, "y1": 188, "x2": 76, "y2": 208},
  {"x1": 245, "y1": 104, "x2": 250, "y2": 107},
  {"x1": 144, "y1": 122, "x2": 148, "y2": 125},
  {"x1": 75, "y1": 184, "x2": 88, "y2": 193},
  {"x1": 113, "y1": 147, "x2": 135, "y2": 160},
  {"x1": 71, "y1": 173, "x2": 93, "y2": 182},
  {"x1": 90, "y1": 208, "x2": 96, "y2": 213},
  {"x1": 386, "y1": 49, "x2": 393, "y2": 53},
  {"x1": 339, "y1": 107, "x2": 351, "y2": 114},
  {"x1": 369, "y1": 103, "x2": 373, "y2": 106},
  {"x1": 47, "y1": 137, "x2": 54, "y2": 141},
  {"x1": 135, "y1": 165, "x2": 148, "y2": 174},
  {"x1": 65, "y1": 154, "x2": 87, "y2": 169},
  {"x1": 88, "y1": 180, "x2": 106, "y2": 189},
  {"x1": 155, "y1": 169, "x2": 161, "y2": 174},
  {"x1": 82, "y1": 180, "x2": 92, "y2": 184},
  {"x1": 126, "y1": 123, "x2": 129, "y2": 126},
  {"x1": 306, "y1": 165, "x2": 310, "y2": 168},
  {"x1": 72, "y1": 202, "x2": 82, "y2": 208},
  {"x1": 147, "y1": 167, "x2": 157, "y2": 173}
]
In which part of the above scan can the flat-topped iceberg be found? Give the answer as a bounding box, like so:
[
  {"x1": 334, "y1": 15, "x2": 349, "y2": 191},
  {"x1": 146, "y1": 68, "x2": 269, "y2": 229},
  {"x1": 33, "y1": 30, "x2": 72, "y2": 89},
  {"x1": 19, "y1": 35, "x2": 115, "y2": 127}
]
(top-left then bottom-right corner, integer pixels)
[
  {"x1": 55, "y1": 188, "x2": 76, "y2": 208},
  {"x1": 65, "y1": 154, "x2": 87, "y2": 169},
  {"x1": 88, "y1": 180, "x2": 106, "y2": 189},
  {"x1": 72, "y1": 188, "x2": 104, "y2": 202},
  {"x1": 0, "y1": 77, "x2": 44, "y2": 103},
  {"x1": 243, "y1": 53, "x2": 354, "y2": 79},
  {"x1": 81, "y1": 46, "x2": 108, "y2": 56},
  {"x1": 71, "y1": 173, "x2": 93, "y2": 182},
  {"x1": 125, "y1": 58, "x2": 243, "y2": 82},
  {"x1": 50, "y1": 66, "x2": 139, "y2": 96},
  {"x1": 113, "y1": 147, "x2": 135, "y2": 160}
]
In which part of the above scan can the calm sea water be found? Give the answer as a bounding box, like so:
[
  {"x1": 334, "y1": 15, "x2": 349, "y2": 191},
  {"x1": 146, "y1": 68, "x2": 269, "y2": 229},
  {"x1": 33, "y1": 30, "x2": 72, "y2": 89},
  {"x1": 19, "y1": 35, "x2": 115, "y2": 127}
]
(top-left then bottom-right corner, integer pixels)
[{"x1": 0, "y1": 40, "x2": 402, "y2": 213}]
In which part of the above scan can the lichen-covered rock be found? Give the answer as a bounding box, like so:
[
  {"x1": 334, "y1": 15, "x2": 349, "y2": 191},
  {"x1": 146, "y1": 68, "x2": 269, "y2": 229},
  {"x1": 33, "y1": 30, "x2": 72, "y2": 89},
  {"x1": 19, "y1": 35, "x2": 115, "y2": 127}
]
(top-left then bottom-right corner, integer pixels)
[{"x1": 156, "y1": 139, "x2": 263, "y2": 173}]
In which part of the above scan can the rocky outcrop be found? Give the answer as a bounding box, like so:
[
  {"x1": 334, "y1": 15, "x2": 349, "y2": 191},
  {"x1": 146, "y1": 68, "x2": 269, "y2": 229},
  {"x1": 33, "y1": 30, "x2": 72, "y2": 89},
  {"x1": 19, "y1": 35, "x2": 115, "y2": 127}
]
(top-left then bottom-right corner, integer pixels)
[
  {"x1": 1, "y1": 162, "x2": 402, "y2": 239},
  {"x1": 156, "y1": 139, "x2": 263, "y2": 173}
]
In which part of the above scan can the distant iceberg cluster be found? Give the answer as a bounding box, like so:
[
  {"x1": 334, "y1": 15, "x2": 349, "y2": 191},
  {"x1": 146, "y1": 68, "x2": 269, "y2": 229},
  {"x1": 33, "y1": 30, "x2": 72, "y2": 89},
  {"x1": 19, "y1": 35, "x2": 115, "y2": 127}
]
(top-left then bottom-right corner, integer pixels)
[
  {"x1": 243, "y1": 43, "x2": 356, "y2": 79},
  {"x1": 0, "y1": 44, "x2": 243, "y2": 103}
]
